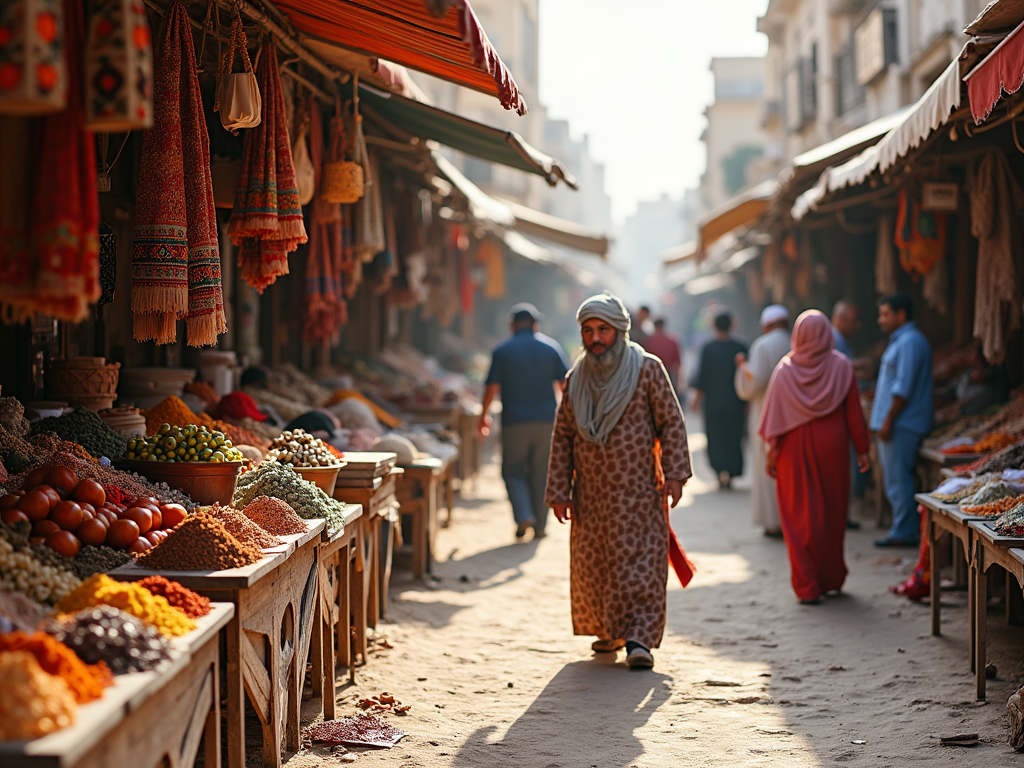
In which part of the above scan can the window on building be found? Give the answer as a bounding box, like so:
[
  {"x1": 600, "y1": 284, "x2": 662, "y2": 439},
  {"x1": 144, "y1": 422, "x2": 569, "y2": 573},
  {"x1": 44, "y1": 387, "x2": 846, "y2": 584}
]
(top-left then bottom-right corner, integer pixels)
[{"x1": 835, "y1": 40, "x2": 866, "y2": 116}]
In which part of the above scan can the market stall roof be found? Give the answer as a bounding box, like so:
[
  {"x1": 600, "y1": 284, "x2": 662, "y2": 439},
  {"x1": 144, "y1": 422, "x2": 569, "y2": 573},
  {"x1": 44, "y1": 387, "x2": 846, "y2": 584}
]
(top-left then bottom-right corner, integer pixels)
[
  {"x1": 965, "y1": 18, "x2": 1024, "y2": 123},
  {"x1": 271, "y1": 0, "x2": 527, "y2": 114},
  {"x1": 696, "y1": 179, "x2": 776, "y2": 262},
  {"x1": 791, "y1": 41, "x2": 993, "y2": 220},
  {"x1": 495, "y1": 198, "x2": 610, "y2": 258},
  {"x1": 357, "y1": 82, "x2": 576, "y2": 188},
  {"x1": 662, "y1": 240, "x2": 697, "y2": 266},
  {"x1": 432, "y1": 152, "x2": 515, "y2": 227},
  {"x1": 501, "y1": 230, "x2": 558, "y2": 264},
  {"x1": 965, "y1": 0, "x2": 1024, "y2": 35}
]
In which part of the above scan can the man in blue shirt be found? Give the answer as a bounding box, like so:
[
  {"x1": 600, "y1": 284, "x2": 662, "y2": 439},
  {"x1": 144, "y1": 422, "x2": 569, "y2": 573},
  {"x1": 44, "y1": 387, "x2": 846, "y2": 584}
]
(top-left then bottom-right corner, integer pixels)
[
  {"x1": 870, "y1": 294, "x2": 934, "y2": 547},
  {"x1": 479, "y1": 303, "x2": 570, "y2": 540}
]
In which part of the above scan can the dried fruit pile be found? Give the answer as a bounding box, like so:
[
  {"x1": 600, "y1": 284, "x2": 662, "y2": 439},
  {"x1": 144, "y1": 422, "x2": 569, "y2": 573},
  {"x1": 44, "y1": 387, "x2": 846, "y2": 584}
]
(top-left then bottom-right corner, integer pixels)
[{"x1": 266, "y1": 429, "x2": 341, "y2": 468}]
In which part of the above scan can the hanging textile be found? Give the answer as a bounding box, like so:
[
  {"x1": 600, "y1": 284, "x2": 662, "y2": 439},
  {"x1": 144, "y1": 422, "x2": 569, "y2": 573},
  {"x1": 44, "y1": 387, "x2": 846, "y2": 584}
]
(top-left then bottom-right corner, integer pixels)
[
  {"x1": 354, "y1": 149, "x2": 385, "y2": 262},
  {"x1": 922, "y1": 250, "x2": 948, "y2": 315},
  {"x1": 477, "y1": 237, "x2": 505, "y2": 299},
  {"x1": 875, "y1": 212, "x2": 898, "y2": 296},
  {"x1": 969, "y1": 148, "x2": 1024, "y2": 364},
  {"x1": 229, "y1": 42, "x2": 307, "y2": 292},
  {"x1": 895, "y1": 185, "x2": 946, "y2": 279},
  {"x1": 302, "y1": 96, "x2": 346, "y2": 343},
  {"x1": 0, "y1": 0, "x2": 99, "y2": 324},
  {"x1": 133, "y1": 0, "x2": 225, "y2": 346}
]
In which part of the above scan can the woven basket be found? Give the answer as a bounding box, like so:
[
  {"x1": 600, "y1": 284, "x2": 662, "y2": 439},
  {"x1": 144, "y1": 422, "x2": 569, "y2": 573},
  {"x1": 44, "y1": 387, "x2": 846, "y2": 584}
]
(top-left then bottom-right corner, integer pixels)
[{"x1": 322, "y1": 160, "x2": 363, "y2": 204}]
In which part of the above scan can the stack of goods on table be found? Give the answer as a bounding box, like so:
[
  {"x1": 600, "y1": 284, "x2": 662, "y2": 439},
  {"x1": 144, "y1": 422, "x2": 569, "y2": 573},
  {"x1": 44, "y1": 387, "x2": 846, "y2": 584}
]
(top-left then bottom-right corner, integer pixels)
[
  {"x1": 925, "y1": 467, "x2": 1024, "y2": 517},
  {"x1": 924, "y1": 392, "x2": 1024, "y2": 457},
  {"x1": 0, "y1": 568, "x2": 215, "y2": 742}
]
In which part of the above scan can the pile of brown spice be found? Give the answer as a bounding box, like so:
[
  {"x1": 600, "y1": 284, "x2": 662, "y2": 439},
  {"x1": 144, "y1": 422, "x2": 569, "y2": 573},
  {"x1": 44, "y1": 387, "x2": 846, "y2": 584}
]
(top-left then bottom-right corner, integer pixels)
[
  {"x1": 240, "y1": 495, "x2": 308, "y2": 536},
  {"x1": 135, "y1": 576, "x2": 211, "y2": 618},
  {"x1": 134, "y1": 513, "x2": 262, "y2": 571},
  {"x1": 203, "y1": 503, "x2": 282, "y2": 549}
]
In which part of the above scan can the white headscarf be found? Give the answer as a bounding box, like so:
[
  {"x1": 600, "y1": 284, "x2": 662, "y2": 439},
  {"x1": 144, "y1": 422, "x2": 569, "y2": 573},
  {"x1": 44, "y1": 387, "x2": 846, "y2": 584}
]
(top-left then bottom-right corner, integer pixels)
[{"x1": 568, "y1": 294, "x2": 646, "y2": 444}]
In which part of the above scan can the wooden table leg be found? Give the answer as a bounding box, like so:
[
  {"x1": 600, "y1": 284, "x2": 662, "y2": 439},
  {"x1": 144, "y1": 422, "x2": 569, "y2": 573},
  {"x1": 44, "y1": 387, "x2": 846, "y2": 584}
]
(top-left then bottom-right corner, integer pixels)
[
  {"x1": 224, "y1": 612, "x2": 245, "y2": 768},
  {"x1": 413, "y1": 498, "x2": 427, "y2": 581},
  {"x1": 975, "y1": 543, "x2": 987, "y2": 702},
  {"x1": 968, "y1": 542, "x2": 976, "y2": 673},
  {"x1": 929, "y1": 512, "x2": 941, "y2": 636},
  {"x1": 205, "y1": 641, "x2": 222, "y2": 768},
  {"x1": 352, "y1": 521, "x2": 368, "y2": 663},
  {"x1": 379, "y1": 516, "x2": 394, "y2": 619},
  {"x1": 367, "y1": 516, "x2": 380, "y2": 629}
]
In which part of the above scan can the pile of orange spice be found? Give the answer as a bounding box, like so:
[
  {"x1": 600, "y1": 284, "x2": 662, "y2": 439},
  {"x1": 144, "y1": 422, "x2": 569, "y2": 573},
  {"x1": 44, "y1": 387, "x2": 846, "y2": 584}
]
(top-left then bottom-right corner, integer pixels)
[
  {"x1": 0, "y1": 631, "x2": 112, "y2": 703},
  {"x1": 961, "y1": 494, "x2": 1024, "y2": 517}
]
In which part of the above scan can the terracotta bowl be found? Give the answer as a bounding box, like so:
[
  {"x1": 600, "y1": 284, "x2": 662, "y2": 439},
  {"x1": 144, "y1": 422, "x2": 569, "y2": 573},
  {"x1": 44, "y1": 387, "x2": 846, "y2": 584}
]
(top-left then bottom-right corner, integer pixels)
[{"x1": 117, "y1": 460, "x2": 243, "y2": 506}]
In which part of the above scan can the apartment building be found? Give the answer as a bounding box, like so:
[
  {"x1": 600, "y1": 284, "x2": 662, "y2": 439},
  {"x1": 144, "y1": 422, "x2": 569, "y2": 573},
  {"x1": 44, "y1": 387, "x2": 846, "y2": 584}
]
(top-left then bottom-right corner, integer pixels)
[{"x1": 757, "y1": 0, "x2": 989, "y2": 166}]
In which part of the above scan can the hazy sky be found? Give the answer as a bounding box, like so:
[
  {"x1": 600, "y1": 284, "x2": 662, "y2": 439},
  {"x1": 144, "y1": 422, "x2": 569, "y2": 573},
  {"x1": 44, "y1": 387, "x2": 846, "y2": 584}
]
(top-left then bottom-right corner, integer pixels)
[{"x1": 538, "y1": 0, "x2": 769, "y2": 223}]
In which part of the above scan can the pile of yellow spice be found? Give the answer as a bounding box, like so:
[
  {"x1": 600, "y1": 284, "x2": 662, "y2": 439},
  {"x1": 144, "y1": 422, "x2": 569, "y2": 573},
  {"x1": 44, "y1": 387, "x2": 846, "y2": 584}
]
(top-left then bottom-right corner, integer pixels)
[{"x1": 55, "y1": 574, "x2": 196, "y2": 637}]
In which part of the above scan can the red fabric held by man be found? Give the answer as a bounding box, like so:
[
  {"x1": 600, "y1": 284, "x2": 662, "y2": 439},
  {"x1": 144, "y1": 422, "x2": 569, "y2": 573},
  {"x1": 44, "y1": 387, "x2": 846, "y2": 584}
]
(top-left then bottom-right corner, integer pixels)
[{"x1": 758, "y1": 310, "x2": 871, "y2": 604}]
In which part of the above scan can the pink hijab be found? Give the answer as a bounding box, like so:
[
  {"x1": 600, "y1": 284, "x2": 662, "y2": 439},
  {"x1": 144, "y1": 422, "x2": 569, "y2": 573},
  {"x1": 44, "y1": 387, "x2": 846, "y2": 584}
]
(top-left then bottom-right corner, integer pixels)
[{"x1": 757, "y1": 310, "x2": 854, "y2": 440}]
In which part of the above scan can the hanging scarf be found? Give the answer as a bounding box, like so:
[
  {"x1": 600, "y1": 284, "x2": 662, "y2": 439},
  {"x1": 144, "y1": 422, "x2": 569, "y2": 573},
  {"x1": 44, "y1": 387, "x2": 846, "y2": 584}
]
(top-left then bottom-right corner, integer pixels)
[
  {"x1": 229, "y1": 42, "x2": 307, "y2": 292},
  {"x1": 354, "y1": 149, "x2": 385, "y2": 261},
  {"x1": 133, "y1": 0, "x2": 225, "y2": 346},
  {"x1": 567, "y1": 294, "x2": 645, "y2": 445},
  {"x1": 302, "y1": 96, "x2": 346, "y2": 343},
  {"x1": 0, "y1": 0, "x2": 99, "y2": 323}
]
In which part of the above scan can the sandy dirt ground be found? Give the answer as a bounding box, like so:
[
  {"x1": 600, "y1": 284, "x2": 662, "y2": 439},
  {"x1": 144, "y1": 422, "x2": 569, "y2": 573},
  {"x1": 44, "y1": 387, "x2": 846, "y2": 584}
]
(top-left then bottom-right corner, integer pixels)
[{"x1": 280, "y1": 425, "x2": 1024, "y2": 768}]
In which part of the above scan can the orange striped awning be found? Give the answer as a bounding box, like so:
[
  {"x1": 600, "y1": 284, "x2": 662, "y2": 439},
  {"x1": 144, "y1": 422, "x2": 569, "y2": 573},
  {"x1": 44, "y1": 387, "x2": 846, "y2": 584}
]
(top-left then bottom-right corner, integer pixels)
[{"x1": 272, "y1": 0, "x2": 527, "y2": 115}]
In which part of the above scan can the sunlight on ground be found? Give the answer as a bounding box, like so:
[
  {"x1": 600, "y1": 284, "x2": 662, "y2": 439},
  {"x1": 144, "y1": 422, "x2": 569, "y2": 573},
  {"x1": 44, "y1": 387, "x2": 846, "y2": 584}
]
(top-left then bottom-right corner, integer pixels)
[{"x1": 675, "y1": 551, "x2": 754, "y2": 589}]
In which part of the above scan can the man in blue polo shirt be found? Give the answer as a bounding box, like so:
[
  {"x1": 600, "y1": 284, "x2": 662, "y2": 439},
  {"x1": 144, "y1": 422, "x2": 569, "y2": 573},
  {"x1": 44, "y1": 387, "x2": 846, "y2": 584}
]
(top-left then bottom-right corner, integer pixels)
[
  {"x1": 870, "y1": 294, "x2": 934, "y2": 547},
  {"x1": 479, "y1": 303, "x2": 570, "y2": 540}
]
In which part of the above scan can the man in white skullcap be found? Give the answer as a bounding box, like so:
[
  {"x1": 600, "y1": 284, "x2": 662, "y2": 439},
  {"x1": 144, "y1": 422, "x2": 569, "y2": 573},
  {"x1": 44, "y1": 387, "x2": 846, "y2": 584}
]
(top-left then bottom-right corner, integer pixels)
[
  {"x1": 546, "y1": 293, "x2": 692, "y2": 670},
  {"x1": 735, "y1": 305, "x2": 792, "y2": 536}
]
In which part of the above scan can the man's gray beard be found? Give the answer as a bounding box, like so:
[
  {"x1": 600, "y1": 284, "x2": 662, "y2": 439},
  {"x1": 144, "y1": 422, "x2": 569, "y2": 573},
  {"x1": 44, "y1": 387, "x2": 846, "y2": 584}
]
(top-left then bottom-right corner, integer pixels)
[{"x1": 586, "y1": 332, "x2": 626, "y2": 386}]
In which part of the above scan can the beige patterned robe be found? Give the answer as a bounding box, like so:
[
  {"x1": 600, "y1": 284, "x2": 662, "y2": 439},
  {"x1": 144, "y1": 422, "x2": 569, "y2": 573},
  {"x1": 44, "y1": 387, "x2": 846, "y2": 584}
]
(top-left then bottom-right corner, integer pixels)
[{"x1": 546, "y1": 354, "x2": 692, "y2": 649}]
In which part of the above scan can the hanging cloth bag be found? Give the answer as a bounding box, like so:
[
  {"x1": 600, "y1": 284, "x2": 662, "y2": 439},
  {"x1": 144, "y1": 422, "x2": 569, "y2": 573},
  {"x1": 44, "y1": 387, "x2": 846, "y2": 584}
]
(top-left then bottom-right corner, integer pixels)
[
  {"x1": 215, "y1": 4, "x2": 260, "y2": 134},
  {"x1": 292, "y1": 101, "x2": 315, "y2": 205}
]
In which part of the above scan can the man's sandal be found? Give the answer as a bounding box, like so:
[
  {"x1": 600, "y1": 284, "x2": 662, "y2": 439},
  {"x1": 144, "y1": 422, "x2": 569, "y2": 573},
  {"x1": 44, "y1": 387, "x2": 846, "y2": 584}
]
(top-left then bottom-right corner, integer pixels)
[{"x1": 591, "y1": 638, "x2": 625, "y2": 653}]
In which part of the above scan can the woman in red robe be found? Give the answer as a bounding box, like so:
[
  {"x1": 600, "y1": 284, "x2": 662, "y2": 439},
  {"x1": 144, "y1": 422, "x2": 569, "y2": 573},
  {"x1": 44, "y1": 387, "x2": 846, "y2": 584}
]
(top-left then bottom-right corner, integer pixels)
[{"x1": 758, "y1": 310, "x2": 871, "y2": 604}]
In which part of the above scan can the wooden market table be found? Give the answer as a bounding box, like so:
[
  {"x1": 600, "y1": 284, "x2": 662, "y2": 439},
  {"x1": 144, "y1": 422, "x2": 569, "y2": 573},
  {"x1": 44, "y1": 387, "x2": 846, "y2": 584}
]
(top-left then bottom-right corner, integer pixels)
[
  {"x1": 312, "y1": 505, "x2": 363, "y2": 722},
  {"x1": 109, "y1": 518, "x2": 333, "y2": 768},
  {"x1": 396, "y1": 456, "x2": 454, "y2": 579},
  {"x1": 0, "y1": 603, "x2": 234, "y2": 768},
  {"x1": 917, "y1": 447, "x2": 987, "y2": 490},
  {"x1": 916, "y1": 493, "x2": 984, "y2": 663},
  {"x1": 333, "y1": 453, "x2": 401, "y2": 634},
  {"x1": 968, "y1": 521, "x2": 1024, "y2": 702}
]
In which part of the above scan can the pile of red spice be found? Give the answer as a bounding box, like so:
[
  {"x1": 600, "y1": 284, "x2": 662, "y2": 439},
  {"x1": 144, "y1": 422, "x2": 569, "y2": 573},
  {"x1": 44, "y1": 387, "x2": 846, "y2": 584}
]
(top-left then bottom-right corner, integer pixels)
[
  {"x1": 241, "y1": 496, "x2": 308, "y2": 536},
  {"x1": 135, "y1": 575, "x2": 211, "y2": 618}
]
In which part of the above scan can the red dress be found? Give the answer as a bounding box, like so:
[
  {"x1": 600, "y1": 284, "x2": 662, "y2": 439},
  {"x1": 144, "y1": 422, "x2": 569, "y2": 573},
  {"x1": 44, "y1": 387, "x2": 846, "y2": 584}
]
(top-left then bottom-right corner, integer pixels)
[{"x1": 773, "y1": 380, "x2": 870, "y2": 600}]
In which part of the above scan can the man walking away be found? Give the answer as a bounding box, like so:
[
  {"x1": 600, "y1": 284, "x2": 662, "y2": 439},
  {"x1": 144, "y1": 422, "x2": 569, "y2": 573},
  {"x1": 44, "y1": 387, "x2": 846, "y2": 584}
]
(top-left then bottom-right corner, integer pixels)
[
  {"x1": 479, "y1": 303, "x2": 570, "y2": 540},
  {"x1": 735, "y1": 305, "x2": 791, "y2": 536},
  {"x1": 693, "y1": 312, "x2": 748, "y2": 489},
  {"x1": 870, "y1": 294, "x2": 933, "y2": 548},
  {"x1": 547, "y1": 294, "x2": 691, "y2": 670},
  {"x1": 631, "y1": 305, "x2": 651, "y2": 347},
  {"x1": 643, "y1": 318, "x2": 683, "y2": 392}
]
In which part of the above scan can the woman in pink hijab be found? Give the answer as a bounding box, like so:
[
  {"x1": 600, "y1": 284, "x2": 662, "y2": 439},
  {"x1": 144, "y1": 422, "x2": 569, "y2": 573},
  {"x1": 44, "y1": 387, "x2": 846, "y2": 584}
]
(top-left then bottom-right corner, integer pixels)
[{"x1": 758, "y1": 310, "x2": 871, "y2": 604}]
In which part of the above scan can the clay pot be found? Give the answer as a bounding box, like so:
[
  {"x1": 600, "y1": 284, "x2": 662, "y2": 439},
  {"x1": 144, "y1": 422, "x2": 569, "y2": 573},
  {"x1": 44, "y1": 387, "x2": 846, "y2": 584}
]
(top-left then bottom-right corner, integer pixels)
[{"x1": 48, "y1": 357, "x2": 120, "y2": 411}]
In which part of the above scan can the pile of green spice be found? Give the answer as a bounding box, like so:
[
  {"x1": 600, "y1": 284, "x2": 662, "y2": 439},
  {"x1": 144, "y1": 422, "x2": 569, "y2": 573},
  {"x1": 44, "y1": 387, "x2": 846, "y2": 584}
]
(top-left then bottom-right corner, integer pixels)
[
  {"x1": 29, "y1": 408, "x2": 128, "y2": 460},
  {"x1": 234, "y1": 460, "x2": 346, "y2": 533}
]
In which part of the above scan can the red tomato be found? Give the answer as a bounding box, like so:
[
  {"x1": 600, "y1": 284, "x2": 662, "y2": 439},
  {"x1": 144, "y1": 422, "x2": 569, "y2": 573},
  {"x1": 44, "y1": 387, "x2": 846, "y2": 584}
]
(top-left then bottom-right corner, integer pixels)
[
  {"x1": 1, "y1": 509, "x2": 29, "y2": 525},
  {"x1": 32, "y1": 519, "x2": 60, "y2": 537},
  {"x1": 17, "y1": 491, "x2": 51, "y2": 523},
  {"x1": 122, "y1": 507, "x2": 153, "y2": 534},
  {"x1": 78, "y1": 503, "x2": 96, "y2": 519},
  {"x1": 144, "y1": 530, "x2": 162, "y2": 545},
  {"x1": 29, "y1": 536, "x2": 44, "y2": 545},
  {"x1": 96, "y1": 509, "x2": 116, "y2": 526},
  {"x1": 24, "y1": 466, "x2": 50, "y2": 490},
  {"x1": 76, "y1": 518, "x2": 108, "y2": 546},
  {"x1": 49, "y1": 501, "x2": 83, "y2": 532},
  {"x1": 128, "y1": 537, "x2": 151, "y2": 554},
  {"x1": 148, "y1": 506, "x2": 162, "y2": 530},
  {"x1": 129, "y1": 497, "x2": 161, "y2": 514},
  {"x1": 107, "y1": 519, "x2": 140, "y2": 548},
  {"x1": 159, "y1": 503, "x2": 188, "y2": 529},
  {"x1": 33, "y1": 485, "x2": 60, "y2": 507},
  {"x1": 44, "y1": 530, "x2": 80, "y2": 558},
  {"x1": 44, "y1": 466, "x2": 79, "y2": 496},
  {"x1": 71, "y1": 478, "x2": 105, "y2": 507},
  {"x1": 0, "y1": 494, "x2": 20, "y2": 511}
]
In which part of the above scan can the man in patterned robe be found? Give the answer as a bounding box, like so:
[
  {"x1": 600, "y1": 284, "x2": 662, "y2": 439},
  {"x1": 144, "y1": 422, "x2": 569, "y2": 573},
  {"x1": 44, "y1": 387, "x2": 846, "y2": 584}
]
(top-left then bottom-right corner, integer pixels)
[{"x1": 546, "y1": 294, "x2": 692, "y2": 670}]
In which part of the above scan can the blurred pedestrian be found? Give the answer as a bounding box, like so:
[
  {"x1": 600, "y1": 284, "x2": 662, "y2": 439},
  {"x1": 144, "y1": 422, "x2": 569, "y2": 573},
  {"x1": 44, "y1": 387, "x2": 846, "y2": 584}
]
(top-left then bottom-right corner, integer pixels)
[
  {"x1": 735, "y1": 305, "x2": 791, "y2": 536},
  {"x1": 832, "y1": 299, "x2": 866, "y2": 529},
  {"x1": 631, "y1": 305, "x2": 651, "y2": 347},
  {"x1": 871, "y1": 294, "x2": 933, "y2": 548},
  {"x1": 693, "y1": 312, "x2": 747, "y2": 489},
  {"x1": 642, "y1": 318, "x2": 683, "y2": 392},
  {"x1": 479, "y1": 303, "x2": 570, "y2": 540},
  {"x1": 759, "y1": 311, "x2": 871, "y2": 604},
  {"x1": 547, "y1": 294, "x2": 691, "y2": 670}
]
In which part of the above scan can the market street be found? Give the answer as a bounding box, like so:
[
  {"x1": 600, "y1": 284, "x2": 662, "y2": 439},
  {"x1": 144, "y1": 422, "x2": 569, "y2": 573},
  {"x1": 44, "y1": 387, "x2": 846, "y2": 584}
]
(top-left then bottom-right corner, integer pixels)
[{"x1": 290, "y1": 429, "x2": 1024, "y2": 768}]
